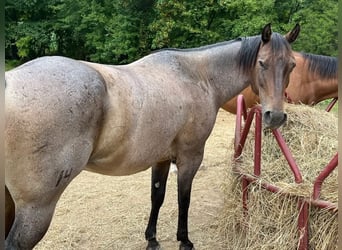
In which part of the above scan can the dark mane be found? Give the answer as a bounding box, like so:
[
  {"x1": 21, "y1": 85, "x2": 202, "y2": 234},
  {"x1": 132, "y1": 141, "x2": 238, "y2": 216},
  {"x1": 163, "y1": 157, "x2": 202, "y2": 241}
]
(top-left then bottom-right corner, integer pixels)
[
  {"x1": 237, "y1": 33, "x2": 291, "y2": 74},
  {"x1": 301, "y1": 52, "x2": 337, "y2": 79},
  {"x1": 237, "y1": 36, "x2": 261, "y2": 74}
]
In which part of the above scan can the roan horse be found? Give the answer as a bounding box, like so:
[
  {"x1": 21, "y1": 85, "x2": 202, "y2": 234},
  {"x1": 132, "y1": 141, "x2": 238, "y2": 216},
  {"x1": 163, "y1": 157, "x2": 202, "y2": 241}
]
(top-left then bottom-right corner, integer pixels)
[
  {"x1": 222, "y1": 51, "x2": 338, "y2": 113},
  {"x1": 5, "y1": 23, "x2": 300, "y2": 250}
]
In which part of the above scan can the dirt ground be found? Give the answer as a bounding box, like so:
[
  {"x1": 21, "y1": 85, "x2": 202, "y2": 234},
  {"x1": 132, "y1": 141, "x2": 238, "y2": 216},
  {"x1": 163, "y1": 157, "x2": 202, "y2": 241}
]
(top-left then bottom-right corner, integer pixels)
[{"x1": 35, "y1": 109, "x2": 236, "y2": 250}]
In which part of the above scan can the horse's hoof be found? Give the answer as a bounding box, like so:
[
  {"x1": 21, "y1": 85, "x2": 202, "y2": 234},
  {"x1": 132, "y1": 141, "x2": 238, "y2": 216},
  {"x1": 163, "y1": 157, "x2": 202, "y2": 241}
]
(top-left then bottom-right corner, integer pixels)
[
  {"x1": 146, "y1": 239, "x2": 161, "y2": 250},
  {"x1": 179, "y1": 241, "x2": 194, "y2": 250}
]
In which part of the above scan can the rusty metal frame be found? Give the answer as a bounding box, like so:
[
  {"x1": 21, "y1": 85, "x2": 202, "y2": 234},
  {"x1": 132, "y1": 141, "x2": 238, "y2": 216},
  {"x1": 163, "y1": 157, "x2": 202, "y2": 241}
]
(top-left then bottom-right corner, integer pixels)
[{"x1": 233, "y1": 95, "x2": 338, "y2": 250}]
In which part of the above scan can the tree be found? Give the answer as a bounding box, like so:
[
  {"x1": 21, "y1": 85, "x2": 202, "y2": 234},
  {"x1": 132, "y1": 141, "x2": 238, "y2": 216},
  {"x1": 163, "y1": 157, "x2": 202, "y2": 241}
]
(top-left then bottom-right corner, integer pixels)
[
  {"x1": 52, "y1": 0, "x2": 156, "y2": 64},
  {"x1": 290, "y1": 0, "x2": 338, "y2": 56},
  {"x1": 5, "y1": 0, "x2": 338, "y2": 63},
  {"x1": 149, "y1": 0, "x2": 225, "y2": 49},
  {"x1": 5, "y1": 0, "x2": 60, "y2": 60}
]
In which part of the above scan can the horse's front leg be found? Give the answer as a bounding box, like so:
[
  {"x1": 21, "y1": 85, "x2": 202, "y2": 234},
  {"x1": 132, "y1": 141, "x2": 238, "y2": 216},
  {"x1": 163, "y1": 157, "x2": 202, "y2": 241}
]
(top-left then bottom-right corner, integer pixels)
[
  {"x1": 176, "y1": 151, "x2": 203, "y2": 250},
  {"x1": 145, "y1": 160, "x2": 171, "y2": 250}
]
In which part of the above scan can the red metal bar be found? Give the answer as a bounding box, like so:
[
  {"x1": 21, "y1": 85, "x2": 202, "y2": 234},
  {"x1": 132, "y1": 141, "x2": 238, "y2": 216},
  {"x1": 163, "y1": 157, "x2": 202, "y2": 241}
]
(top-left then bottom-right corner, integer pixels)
[
  {"x1": 234, "y1": 108, "x2": 256, "y2": 159},
  {"x1": 298, "y1": 200, "x2": 309, "y2": 250},
  {"x1": 313, "y1": 154, "x2": 338, "y2": 200},
  {"x1": 325, "y1": 97, "x2": 338, "y2": 112},
  {"x1": 237, "y1": 94, "x2": 248, "y2": 120},
  {"x1": 310, "y1": 199, "x2": 337, "y2": 211},
  {"x1": 254, "y1": 109, "x2": 262, "y2": 176},
  {"x1": 241, "y1": 173, "x2": 281, "y2": 193},
  {"x1": 235, "y1": 99, "x2": 243, "y2": 150},
  {"x1": 234, "y1": 95, "x2": 248, "y2": 152},
  {"x1": 237, "y1": 171, "x2": 337, "y2": 211},
  {"x1": 271, "y1": 129, "x2": 303, "y2": 183}
]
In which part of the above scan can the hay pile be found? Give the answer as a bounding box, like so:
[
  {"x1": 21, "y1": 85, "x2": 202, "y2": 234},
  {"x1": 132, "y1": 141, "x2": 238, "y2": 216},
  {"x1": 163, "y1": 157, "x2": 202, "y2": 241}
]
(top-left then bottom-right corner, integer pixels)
[{"x1": 219, "y1": 104, "x2": 338, "y2": 250}]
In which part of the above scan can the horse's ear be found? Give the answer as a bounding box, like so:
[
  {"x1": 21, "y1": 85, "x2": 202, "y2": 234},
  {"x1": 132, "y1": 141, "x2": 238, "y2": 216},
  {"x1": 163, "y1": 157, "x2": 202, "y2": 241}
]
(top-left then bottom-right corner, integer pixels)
[
  {"x1": 285, "y1": 23, "x2": 300, "y2": 43},
  {"x1": 261, "y1": 23, "x2": 272, "y2": 43}
]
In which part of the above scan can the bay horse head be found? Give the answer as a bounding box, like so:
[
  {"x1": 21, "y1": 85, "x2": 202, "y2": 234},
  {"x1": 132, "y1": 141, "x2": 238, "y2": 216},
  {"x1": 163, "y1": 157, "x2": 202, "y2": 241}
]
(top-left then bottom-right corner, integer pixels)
[{"x1": 242, "y1": 23, "x2": 300, "y2": 129}]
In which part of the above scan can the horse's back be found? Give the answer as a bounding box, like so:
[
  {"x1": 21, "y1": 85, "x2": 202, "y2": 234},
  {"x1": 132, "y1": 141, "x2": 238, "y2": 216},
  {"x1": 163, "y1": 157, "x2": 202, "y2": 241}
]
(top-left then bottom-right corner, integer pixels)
[{"x1": 6, "y1": 56, "x2": 106, "y2": 111}]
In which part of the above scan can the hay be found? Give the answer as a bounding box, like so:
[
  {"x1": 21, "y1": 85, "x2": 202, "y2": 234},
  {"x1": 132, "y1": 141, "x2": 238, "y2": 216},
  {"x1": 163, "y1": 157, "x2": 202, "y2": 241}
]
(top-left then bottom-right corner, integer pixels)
[{"x1": 219, "y1": 104, "x2": 338, "y2": 250}]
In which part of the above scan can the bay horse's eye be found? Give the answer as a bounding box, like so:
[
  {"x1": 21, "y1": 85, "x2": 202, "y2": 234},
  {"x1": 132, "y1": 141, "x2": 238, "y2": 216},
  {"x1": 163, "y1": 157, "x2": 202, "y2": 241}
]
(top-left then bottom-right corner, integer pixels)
[{"x1": 289, "y1": 61, "x2": 296, "y2": 72}]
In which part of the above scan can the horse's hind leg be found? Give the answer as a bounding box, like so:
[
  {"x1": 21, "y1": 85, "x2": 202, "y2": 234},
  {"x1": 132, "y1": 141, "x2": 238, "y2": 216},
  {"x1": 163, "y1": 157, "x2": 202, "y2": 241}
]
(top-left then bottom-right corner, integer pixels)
[
  {"x1": 145, "y1": 160, "x2": 171, "y2": 250},
  {"x1": 5, "y1": 198, "x2": 59, "y2": 250},
  {"x1": 5, "y1": 159, "x2": 84, "y2": 250},
  {"x1": 5, "y1": 140, "x2": 93, "y2": 249}
]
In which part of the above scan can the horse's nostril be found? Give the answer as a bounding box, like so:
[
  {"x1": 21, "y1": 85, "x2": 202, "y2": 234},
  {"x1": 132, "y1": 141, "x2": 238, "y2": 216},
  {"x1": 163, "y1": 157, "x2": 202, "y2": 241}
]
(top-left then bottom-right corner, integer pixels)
[
  {"x1": 264, "y1": 111, "x2": 271, "y2": 117},
  {"x1": 263, "y1": 110, "x2": 287, "y2": 129},
  {"x1": 283, "y1": 113, "x2": 288, "y2": 122},
  {"x1": 263, "y1": 110, "x2": 272, "y2": 124}
]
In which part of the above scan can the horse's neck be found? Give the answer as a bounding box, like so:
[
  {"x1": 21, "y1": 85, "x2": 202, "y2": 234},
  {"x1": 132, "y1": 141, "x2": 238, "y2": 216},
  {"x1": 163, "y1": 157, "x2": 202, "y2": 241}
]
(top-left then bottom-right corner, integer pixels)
[
  {"x1": 292, "y1": 52, "x2": 338, "y2": 105},
  {"x1": 309, "y1": 76, "x2": 338, "y2": 104},
  {"x1": 172, "y1": 42, "x2": 251, "y2": 108},
  {"x1": 295, "y1": 64, "x2": 338, "y2": 105}
]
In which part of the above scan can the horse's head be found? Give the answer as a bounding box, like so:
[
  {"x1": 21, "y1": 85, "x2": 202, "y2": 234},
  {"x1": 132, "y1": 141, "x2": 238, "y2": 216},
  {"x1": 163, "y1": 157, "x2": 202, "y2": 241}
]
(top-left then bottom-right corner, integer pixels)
[{"x1": 251, "y1": 23, "x2": 300, "y2": 129}]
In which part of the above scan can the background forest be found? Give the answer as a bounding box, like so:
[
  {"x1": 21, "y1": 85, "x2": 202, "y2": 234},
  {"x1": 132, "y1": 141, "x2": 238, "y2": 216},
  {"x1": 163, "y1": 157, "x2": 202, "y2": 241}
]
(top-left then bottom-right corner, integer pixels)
[{"x1": 5, "y1": 0, "x2": 338, "y2": 66}]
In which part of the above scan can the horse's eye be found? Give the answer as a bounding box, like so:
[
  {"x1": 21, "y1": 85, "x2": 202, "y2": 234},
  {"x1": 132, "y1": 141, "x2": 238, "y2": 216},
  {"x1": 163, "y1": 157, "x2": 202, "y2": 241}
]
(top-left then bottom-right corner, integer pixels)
[
  {"x1": 289, "y1": 62, "x2": 296, "y2": 71},
  {"x1": 258, "y1": 60, "x2": 267, "y2": 69}
]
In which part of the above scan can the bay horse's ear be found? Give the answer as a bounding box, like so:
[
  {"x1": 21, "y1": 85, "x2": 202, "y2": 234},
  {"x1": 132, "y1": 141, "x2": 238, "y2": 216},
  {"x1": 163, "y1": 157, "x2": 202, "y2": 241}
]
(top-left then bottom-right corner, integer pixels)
[
  {"x1": 285, "y1": 23, "x2": 300, "y2": 43},
  {"x1": 261, "y1": 23, "x2": 272, "y2": 43}
]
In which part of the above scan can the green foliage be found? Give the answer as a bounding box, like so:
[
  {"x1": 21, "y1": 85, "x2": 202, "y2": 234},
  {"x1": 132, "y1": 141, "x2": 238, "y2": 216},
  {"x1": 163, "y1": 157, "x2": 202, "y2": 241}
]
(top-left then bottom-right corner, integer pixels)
[
  {"x1": 5, "y1": 0, "x2": 60, "y2": 60},
  {"x1": 290, "y1": 0, "x2": 338, "y2": 56},
  {"x1": 5, "y1": 60, "x2": 21, "y2": 71},
  {"x1": 150, "y1": 0, "x2": 227, "y2": 49},
  {"x1": 5, "y1": 0, "x2": 338, "y2": 64},
  {"x1": 47, "y1": 0, "x2": 155, "y2": 63},
  {"x1": 218, "y1": 0, "x2": 277, "y2": 37}
]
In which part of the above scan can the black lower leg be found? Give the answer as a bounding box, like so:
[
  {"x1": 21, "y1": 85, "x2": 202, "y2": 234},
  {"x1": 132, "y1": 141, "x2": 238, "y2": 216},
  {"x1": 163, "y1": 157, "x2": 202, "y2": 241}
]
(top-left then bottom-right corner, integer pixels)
[
  {"x1": 177, "y1": 181, "x2": 194, "y2": 249},
  {"x1": 145, "y1": 161, "x2": 170, "y2": 247}
]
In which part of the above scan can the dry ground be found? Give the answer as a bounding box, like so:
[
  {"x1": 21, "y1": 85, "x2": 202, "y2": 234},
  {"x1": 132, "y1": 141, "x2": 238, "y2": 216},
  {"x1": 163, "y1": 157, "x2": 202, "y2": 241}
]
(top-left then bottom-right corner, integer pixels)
[{"x1": 35, "y1": 109, "x2": 236, "y2": 250}]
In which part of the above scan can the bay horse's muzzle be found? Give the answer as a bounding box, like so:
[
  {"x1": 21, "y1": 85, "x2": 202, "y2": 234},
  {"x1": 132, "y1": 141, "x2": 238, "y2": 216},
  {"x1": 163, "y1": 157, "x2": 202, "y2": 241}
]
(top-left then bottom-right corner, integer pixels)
[{"x1": 263, "y1": 110, "x2": 287, "y2": 129}]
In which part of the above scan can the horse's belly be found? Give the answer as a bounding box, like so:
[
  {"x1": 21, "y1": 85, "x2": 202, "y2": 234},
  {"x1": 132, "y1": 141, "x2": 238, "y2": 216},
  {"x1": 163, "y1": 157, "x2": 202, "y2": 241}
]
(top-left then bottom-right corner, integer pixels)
[
  {"x1": 86, "y1": 145, "x2": 172, "y2": 176},
  {"x1": 84, "y1": 161, "x2": 152, "y2": 176}
]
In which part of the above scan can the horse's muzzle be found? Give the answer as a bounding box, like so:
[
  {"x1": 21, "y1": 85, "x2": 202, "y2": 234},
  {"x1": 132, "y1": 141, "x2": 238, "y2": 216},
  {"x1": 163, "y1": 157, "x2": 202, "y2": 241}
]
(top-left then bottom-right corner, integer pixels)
[{"x1": 263, "y1": 110, "x2": 287, "y2": 129}]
